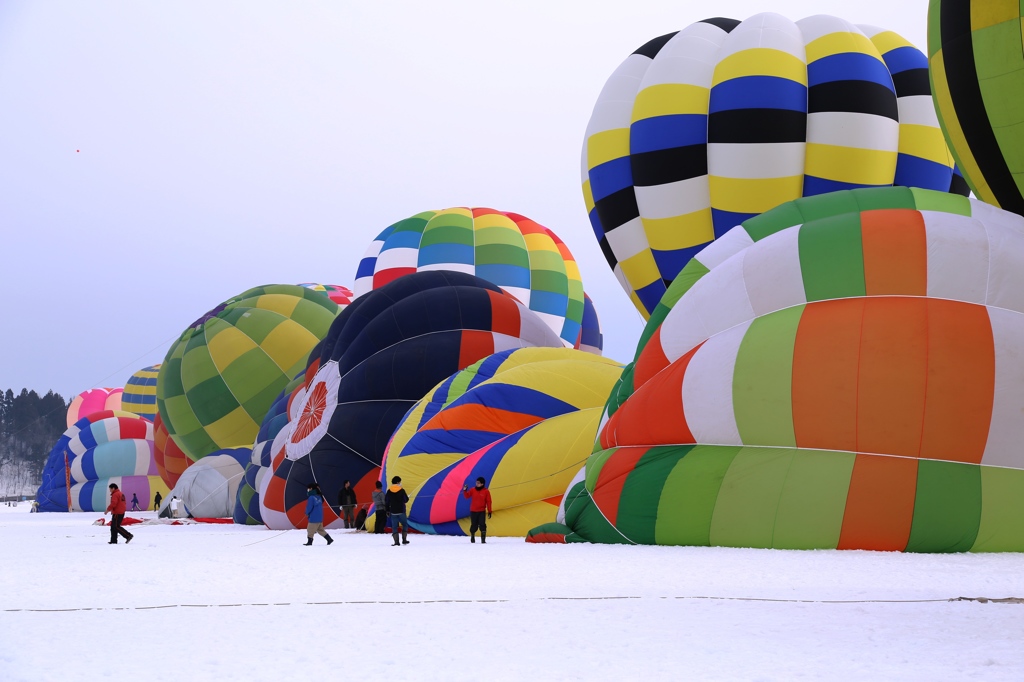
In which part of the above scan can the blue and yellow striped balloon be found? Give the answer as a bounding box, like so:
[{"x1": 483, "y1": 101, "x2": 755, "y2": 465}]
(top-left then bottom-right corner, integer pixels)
[{"x1": 122, "y1": 365, "x2": 160, "y2": 421}]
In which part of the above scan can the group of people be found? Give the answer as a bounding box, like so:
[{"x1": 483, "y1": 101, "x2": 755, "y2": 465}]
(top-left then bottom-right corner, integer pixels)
[{"x1": 304, "y1": 475, "x2": 493, "y2": 546}]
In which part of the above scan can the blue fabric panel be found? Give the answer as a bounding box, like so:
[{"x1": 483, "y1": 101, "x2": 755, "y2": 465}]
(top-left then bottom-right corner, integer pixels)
[
  {"x1": 709, "y1": 76, "x2": 807, "y2": 113},
  {"x1": 630, "y1": 114, "x2": 708, "y2": 154},
  {"x1": 880, "y1": 45, "x2": 927, "y2": 74},
  {"x1": 802, "y1": 175, "x2": 878, "y2": 196},
  {"x1": 456, "y1": 384, "x2": 576, "y2": 420},
  {"x1": 529, "y1": 290, "x2": 569, "y2": 316},
  {"x1": 380, "y1": 229, "x2": 423, "y2": 251},
  {"x1": 418, "y1": 242, "x2": 475, "y2": 268},
  {"x1": 652, "y1": 244, "x2": 705, "y2": 284},
  {"x1": 806, "y1": 53, "x2": 894, "y2": 90},
  {"x1": 475, "y1": 262, "x2": 531, "y2": 289},
  {"x1": 711, "y1": 208, "x2": 759, "y2": 239},
  {"x1": 356, "y1": 256, "x2": 378, "y2": 279},
  {"x1": 894, "y1": 153, "x2": 953, "y2": 192},
  {"x1": 588, "y1": 157, "x2": 634, "y2": 203},
  {"x1": 634, "y1": 280, "x2": 667, "y2": 316}
]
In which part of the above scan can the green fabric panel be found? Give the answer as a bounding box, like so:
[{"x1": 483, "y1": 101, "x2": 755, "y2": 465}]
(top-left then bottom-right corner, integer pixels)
[
  {"x1": 420, "y1": 224, "x2": 474, "y2": 248},
  {"x1": 908, "y1": 187, "x2": 972, "y2": 215},
  {"x1": 905, "y1": 460, "x2": 982, "y2": 553},
  {"x1": 475, "y1": 225, "x2": 526, "y2": 247},
  {"x1": 564, "y1": 478, "x2": 628, "y2": 544},
  {"x1": 561, "y1": 480, "x2": 589, "y2": 527},
  {"x1": 604, "y1": 362, "x2": 634, "y2": 420},
  {"x1": 185, "y1": 374, "x2": 237, "y2": 424},
  {"x1": 772, "y1": 449, "x2": 855, "y2": 550},
  {"x1": 584, "y1": 448, "x2": 616, "y2": 492},
  {"x1": 791, "y1": 190, "x2": 863, "y2": 224},
  {"x1": 222, "y1": 348, "x2": 284, "y2": 402},
  {"x1": 974, "y1": 19, "x2": 1024, "y2": 178},
  {"x1": 177, "y1": 425, "x2": 217, "y2": 462},
  {"x1": 529, "y1": 250, "x2": 567, "y2": 271},
  {"x1": 847, "y1": 186, "x2": 916, "y2": 211},
  {"x1": 181, "y1": 344, "x2": 220, "y2": 392},
  {"x1": 162, "y1": 393, "x2": 200, "y2": 436},
  {"x1": 655, "y1": 444, "x2": 739, "y2": 546},
  {"x1": 798, "y1": 212, "x2": 866, "y2": 302},
  {"x1": 615, "y1": 446, "x2": 691, "y2": 544},
  {"x1": 231, "y1": 311, "x2": 284, "y2": 345},
  {"x1": 288, "y1": 299, "x2": 337, "y2": 333},
  {"x1": 709, "y1": 446, "x2": 794, "y2": 548},
  {"x1": 741, "y1": 200, "x2": 806, "y2": 242},
  {"x1": 972, "y1": 465, "x2": 1024, "y2": 552},
  {"x1": 529, "y1": 269, "x2": 569, "y2": 294},
  {"x1": 158, "y1": 356, "x2": 185, "y2": 401},
  {"x1": 926, "y1": 0, "x2": 941, "y2": 60},
  {"x1": 565, "y1": 294, "x2": 584, "y2": 323},
  {"x1": 241, "y1": 379, "x2": 288, "y2": 423},
  {"x1": 733, "y1": 305, "x2": 801, "y2": 447}
]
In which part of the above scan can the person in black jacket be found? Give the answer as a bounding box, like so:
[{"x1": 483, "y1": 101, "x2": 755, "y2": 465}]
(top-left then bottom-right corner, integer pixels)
[
  {"x1": 371, "y1": 480, "x2": 387, "y2": 534},
  {"x1": 337, "y1": 480, "x2": 357, "y2": 529},
  {"x1": 384, "y1": 476, "x2": 410, "y2": 546}
]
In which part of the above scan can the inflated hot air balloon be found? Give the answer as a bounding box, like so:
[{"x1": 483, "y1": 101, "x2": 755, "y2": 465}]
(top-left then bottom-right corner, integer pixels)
[
  {"x1": 258, "y1": 271, "x2": 566, "y2": 530},
  {"x1": 36, "y1": 411, "x2": 169, "y2": 512},
  {"x1": 66, "y1": 388, "x2": 123, "y2": 427},
  {"x1": 381, "y1": 348, "x2": 622, "y2": 537},
  {"x1": 153, "y1": 412, "x2": 191, "y2": 488},
  {"x1": 353, "y1": 208, "x2": 586, "y2": 347},
  {"x1": 157, "y1": 284, "x2": 338, "y2": 463},
  {"x1": 529, "y1": 187, "x2": 1024, "y2": 552},
  {"x1": 122, "y1": 365, "x2": 160, "y2": 421},
  {"x1": 928, "y1": 1, "x2": 1024, "y2": 216},
  {"x1": 298, "y1": 283, "x2": 354, "y2": 309},
  {"x1": 583, "y1": 13, "x2": 968, "y2": 320},
  {"x1": 165, "y1": 447, "x2": 250, "y2": 518}
]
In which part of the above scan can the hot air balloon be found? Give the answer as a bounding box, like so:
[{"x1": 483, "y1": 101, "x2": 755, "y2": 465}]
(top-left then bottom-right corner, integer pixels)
[
  {"x1": 530, "y1": 187, "x2": 1024, "y2": 552},
  {"x1": 122, "y1": 365, "x2": 160, "y2": 421},
  {"x1": 164, "y1": 447, "x2": 250, "y2": 518},
  {"x1": 583, "y1": 13, "x2": 968, "y2": 320},
  {"x1": 353, "y1": 208, "x2": 586, "y2": 347},
  {"x1": 66, "y1": 388, "x2": 123, "y2": 427}
]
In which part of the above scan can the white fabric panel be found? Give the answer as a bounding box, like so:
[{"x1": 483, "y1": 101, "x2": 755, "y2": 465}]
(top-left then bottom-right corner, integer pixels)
[
  {"x1": 604, "y1": 216, "x2": 650, "y2": 261},
  {"x1": 922, "y1": 212, "x2": 989, "y2": 304},
  {"x1": 856, "y1": 24, "x2": 885, "y2": 39},
  {"x1": 171, "y1": 454, "x2": 245, "y2": 519},
  {"x1": 659, "y1": 255, "x2": 755, "y2": 362},
  {"x1": 584, "y1": 54, "x2": 653, "y2": 138},
  {"x1": 373, "y1": 247, "x2": 420, "y2": 273},
  {"x1": 970, "y1": 198, "x2": 1024, "y2": 236},
  {"x1": 285, "y1": 361, "x2": 340, "y2": 460},
  {"x1": 707, "y1": 142, "x2": 805, "y2": 179},
  {"x1": 897, "y1": 95, "x2": 943, "y2": 127},
  {"x1": 984, "y1": 220, "x2": 1024, "y2": 313},
  {"x1": 532, "y1": 312, "x2": 570, "y2": 346},
  {"x1": 134, "y1": 442, "x2": 151, "y2": 477},
  {"x1": 635, "y1": 176, "x2": 710, "y2": 220},
  {"x1": 556, "y1": 466, "x2": 588, "y2": 524},
  {"x1": 715, "y1": 13, "x2": 805, "y2": 62},
  {"x1": 501, "y1": 286, "x2": 531, "y2": 307},
  {"x1": 513, "y1": 302, "x2": 567, "y2": 348},
  {"x1": 694, "y1": 226, "x2": 757, "y2": 271},
  {"x1": 742, "y1": 226, "x2": 808, "y2": 316},
  {"x1": 612, "y1": 264, "x2": 630, "y2": 294},
  {"x1": 796, "y1": 15, "x2": 866, "y2": 45},
  {"x1": 982, "y1": 306, "x2": 1024, "y2": 469},
  {"x1": 353, "y1": 240, "x2": 385, "y2": 297},
  {"x1": 681, "y1": 320, "x2": 750, "y2": 445},
  {"x1": 417, "y1": 262, "x2": 475, "y2": 275},
  {"x1": 805, "y1": 111, "x2": 900, "y2": 150},
  {"x1": 640, "y1": 21, "x2": 729, "y2": 88}
]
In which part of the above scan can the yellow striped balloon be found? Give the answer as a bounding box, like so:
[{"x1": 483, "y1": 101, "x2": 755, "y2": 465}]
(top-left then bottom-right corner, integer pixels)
[{"x1": 122, "y1": 365, "x2": 160, "y2": 421}]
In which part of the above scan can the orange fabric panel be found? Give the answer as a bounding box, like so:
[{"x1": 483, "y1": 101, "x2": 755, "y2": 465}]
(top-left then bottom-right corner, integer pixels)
[
  {"x1": 601, "y1": 343, "x2": 700, "y2": 449},
  {"x1": 458, "y1": 330, "x2": 496, "y2": 369},
  {"x1": 792, "y1": 298, "x2": 864, "y2": 452},
  {"x1": 634, "y1": 325, "x2": 672, "y2": 389},
  {"x1": 592, "y1": 447, "x2": 649, "y2": 528},
  {"x1": 918, "y1": 300, "x2": 994, "y2": 464},
  {"x1": 860, "y1": 210, "x2": 928, "y2": 296},
  {"x1": 421, "y1": 403, "x2": 544, "y2": 436},
  {"x1": 838, "y1": 453, "x2": 918, "y2": 551},
  {"x1": 857, "y1": 298, "x2": 928, "y2": 458}
]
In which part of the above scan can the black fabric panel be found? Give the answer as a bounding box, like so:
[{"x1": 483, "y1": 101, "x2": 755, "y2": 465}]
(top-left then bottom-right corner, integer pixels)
[
  {"x1": 939, "y1": 0, "x2": 1024, "y2": 213},
  {"x1": 633, "y1": 32, "x2": 678, "y2": 59},
  {"x1": 598, "y1": 235, "x2": 618, "y2": 269},
  {"x1": 594, "y1": 186, "x2": 640, "y2": 231},
  {"x1": 700, "y1": 17, "x2": 741, "y2": 33},
  {"x1": 708, "y1": 109, "x2": 807, "y2": 144},
  {"x1": 891, "y1": 68, "x2": 931, "y2": 97},
  {"x1": 949, "y1": 171, "x2": 971, "y2": 196},
  {"x1": 631, "y1": 144, "x2": 708, "y2": 186},
  {"x1": 808, "y1": 81, "x2": 900, "y2": 120}
]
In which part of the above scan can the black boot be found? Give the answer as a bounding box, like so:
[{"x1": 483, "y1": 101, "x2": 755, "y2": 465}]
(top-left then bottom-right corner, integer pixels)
[
  {"x1": 126, "y1": 533, "x2": 133, "y2": 544},
  {"x1": 325, "y1": 534, "x2": 333, "y2": 545},
  {"x1": 401, "y1": 532, "x2": 409, "y2": 545},
  {"x1": 470, "y1": 533, "x2": 475, "y2": 543},
  {"x1": 392, "y1": 533, "x2": 400, "y2": 546},
  {"x1": 304, "y1": 537, "x2": 313, "y2": 546},
  {"x1": 481, "y1": 531, "x2": 486, "y2": 544}
]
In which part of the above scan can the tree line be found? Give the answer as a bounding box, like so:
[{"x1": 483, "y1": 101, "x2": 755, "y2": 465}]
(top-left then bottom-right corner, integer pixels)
[{"x1": 0, "y1": 388, "x2": 68, "y2": 497}]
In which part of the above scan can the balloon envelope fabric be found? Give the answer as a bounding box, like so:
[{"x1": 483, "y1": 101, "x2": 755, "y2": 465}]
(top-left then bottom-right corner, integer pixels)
[
  {"x1": 157, "y1": 284, "x2": 339, "y2": 463},
  {"x1": 353, "y1": 208, "x2": 586, "y2": 347},
  {"x1": 574, "y1": 293, "x2": 603, "y2": 355},
  {"x1": 153, "y1": 412, "x2": 191, "y2": 488},
  {"x1": 381, "y1": 347, "x2": 623, "y2": 536},
  {"x1": 298, "y1": 283, "x2": 354, "y2": 309},
  {"x1": 122, "y1": 365, "x2": 160, "y2": 421},
  {"x1": 167, "y1": 447, "x2": 250, "y2": 518},
  {"x1": 928, "y1": 1, "x2": 1024, "y2": 215},
  {"x1": 583, "y1": 13, "x2": 967, "y2": 320},
  {"x1": 532, "y1": 189, "x2": 1024, "y2": 551},
  {"x1": 66, "y1": 388, "x2": 123, "y2": 427},
  {"x1": 258, "y1": 271, "x2": 567, "y2": 530},
  {"x1": 36, "y1": 411, "x2": 169, "y2": 512}
]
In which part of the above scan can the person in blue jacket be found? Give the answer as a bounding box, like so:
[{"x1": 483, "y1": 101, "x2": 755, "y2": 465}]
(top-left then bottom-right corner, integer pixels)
[{"x1": 304, "y1": 483, "x2": 334, "y2": 546}]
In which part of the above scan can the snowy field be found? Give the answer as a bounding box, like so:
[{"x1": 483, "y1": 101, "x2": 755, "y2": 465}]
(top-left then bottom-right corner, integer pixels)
[{"x1": 2, "y1": 504, "x2": 1023, "y2": 681}]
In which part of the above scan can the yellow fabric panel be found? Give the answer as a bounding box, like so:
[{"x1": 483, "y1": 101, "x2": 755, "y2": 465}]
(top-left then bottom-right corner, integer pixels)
[
  {"x1": 631, "y1": 83, "x2": 710, "y2": 122},
  {"x1": 471, "y1": 212, "x2": 518, "y2": 231},
  {"x1": 930, "y1": 51, "x2": 995, "y2": 202},
  {"x1": 971, "y1": 0, "x2": 1020, "y2": 31},
  {"x1": 629, "y1": 289, "x2": 649, "y2": 321},
  {"x1": 709, "y1": 175, "x2": 804, "y2": 214},
  {"x1": 617, "y1": 250, "x2": 662, "y2": 291},
  {"x1": 712, "y1": 49, "x2": 807, "y2": 87},
  {"x1": 479, "y1": 363, "x2": 623, "y2": 411},
  {"x1": 587, "y1": 128, "x2": 630, "y2": 170},
  {"x1": 522, "y1": 231, "x2": 560, "y2": 253},
  {"x1": 564, "y1": 259, "x2": 582, "y2": 281},
  {"x1": 642, "y1": 208, "x2": 715, "y2": 251},
  {"x1": 582, "y1": 179, "x2": 595, "y2": 213},
  {"x1": 432, "y1": 207, "x2": 473, "y2": 219},
  {"x1": 804, "y1": 143, "x2": 898, "y2": 185},
  {"x1": 206, "y1": 326, "x2": 258, "y2": 370},
  {"x1": 805, "y1": 31, "x2": 884, "y2": 64},
  {"x1": 867, "y1": 30, "x2": 913, "y2": 55},
  {"x1": 899, "y1": 123, "x2": 956, "y2": 167},
  {"x1": 474, "y1": 500, "x2": 564, "y2": 537},
  {"x1": 260, "y1": 322, "x2": 317, "y2": 374},
  {"x1": 251, "y1": 293, "x2": 300, "y2": 318},
  {"x1": 206, "y1": 406, "x2": 258, "y2": 450}
]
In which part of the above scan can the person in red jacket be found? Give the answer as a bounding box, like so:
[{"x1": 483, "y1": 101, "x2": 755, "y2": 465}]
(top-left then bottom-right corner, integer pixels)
[
  {"x1": 105, "y1": 483, "x2": 134, "y2": 545},
  {"x1": 462, "y1": 477, "x2": 493, "y2": 544}
]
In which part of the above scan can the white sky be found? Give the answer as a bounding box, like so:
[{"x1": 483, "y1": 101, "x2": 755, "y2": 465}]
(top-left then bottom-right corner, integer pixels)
[{"x1": 0, "y1": 0, "x2": 930, "y2": 398}]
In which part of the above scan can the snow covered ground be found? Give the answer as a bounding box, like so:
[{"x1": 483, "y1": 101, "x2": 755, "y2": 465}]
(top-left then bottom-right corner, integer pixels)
[{"x1": 2, "y1": 504, "x2": 1023, "y2": 681}]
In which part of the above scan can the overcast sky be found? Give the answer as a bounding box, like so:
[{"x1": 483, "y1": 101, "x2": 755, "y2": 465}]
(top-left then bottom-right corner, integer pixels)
[{"x1": 0, "y1": 0, "x2": 930, "y2": 398}]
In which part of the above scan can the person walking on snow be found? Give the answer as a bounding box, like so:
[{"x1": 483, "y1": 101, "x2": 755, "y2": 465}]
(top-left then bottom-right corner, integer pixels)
[
  {"x1": 385, "y1": 476, "x2": 410, "y2": 546},
  {"x1": 154, "y1": 490, "x2": 162, "y2": 511},
  {"x1": 304, "y1": 483, "x2": 333, "y2": 546},
  {"x1": 371, "y1": 480, "x2": 387, "y2": 534},
  {"x1": 130, "y1": 492, "x2": 141, "y2": 512},
  {"x1": 105, "y1": 483, "x2": 134, "y2": 544},
  {"x1": 462, "y1": 477, "x2": 493, "y2": 543},
  {"x1": 337, "y1": 479, "x2": 357, "y2": 528}
]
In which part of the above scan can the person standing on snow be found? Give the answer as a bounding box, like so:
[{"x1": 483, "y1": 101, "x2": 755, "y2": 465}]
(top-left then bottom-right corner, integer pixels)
[
  {"x1": 385, "y1": 476, "x2": 410, "y2": 546},
  {"x1": 304, "y1": 483, "x2": 334, "y2": 546},
  {"x1": 105, "y1": 483, "x2": 134, "y2": 545},
  {"x1": 130, "y1": 492, "x2": 141, "y2": 512},
  {"x1": 153, "y1": 491, "x2": 162, "y2": 511},
  {"x1": 462, "y1": 477, "x2": 493, "y2": 543},
  {"x1": 337, "y1": 479, "x2": 357, "y2": 529},
  {"x1": 371, "y1": 480, "x2": 387, "y2": 534}
]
